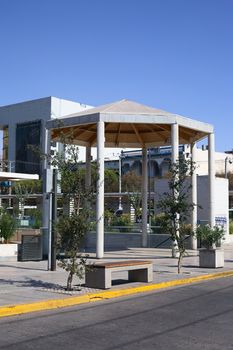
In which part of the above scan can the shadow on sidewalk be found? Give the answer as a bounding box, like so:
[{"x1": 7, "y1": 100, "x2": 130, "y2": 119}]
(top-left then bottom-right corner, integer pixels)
[
  {"x1": 0, "y1": 264, "x2": 47, "y2": 272},
  {"x1": 0, "y1": 277, "x2": 62, "y2": 289}
]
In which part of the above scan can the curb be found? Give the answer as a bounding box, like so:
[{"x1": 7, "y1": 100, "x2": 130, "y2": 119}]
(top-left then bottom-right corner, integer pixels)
[{"x1": 1, "y1": 270, "x2": 233, "y2": 318}]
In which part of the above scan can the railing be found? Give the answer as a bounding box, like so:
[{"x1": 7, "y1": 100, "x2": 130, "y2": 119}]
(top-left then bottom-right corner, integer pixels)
[
  {"x1": 89, "y1": 225, "x2": 164, "y2": 234},
  {"x1": 0, "y1": 160, "x2": 15, "y2": 172}
]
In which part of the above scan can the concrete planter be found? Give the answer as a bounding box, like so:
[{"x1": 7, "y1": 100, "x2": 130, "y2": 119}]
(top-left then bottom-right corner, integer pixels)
[
  {"x1": 0, "y1": 244, "x2": 18, "y2": 262},
  {"x1": 199, "y1": 248, "x2": 224, "y2": 268}
]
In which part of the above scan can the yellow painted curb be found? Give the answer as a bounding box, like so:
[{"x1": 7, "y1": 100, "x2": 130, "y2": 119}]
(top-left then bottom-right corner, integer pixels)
[{"x1": 1, "y1": 269, "x2": 233, "y2": 318}]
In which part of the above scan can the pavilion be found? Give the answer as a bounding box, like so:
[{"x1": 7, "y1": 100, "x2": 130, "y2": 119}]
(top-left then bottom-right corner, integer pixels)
[{"x1": 46, "y1": 99, "x2": 215, "y2": 258}]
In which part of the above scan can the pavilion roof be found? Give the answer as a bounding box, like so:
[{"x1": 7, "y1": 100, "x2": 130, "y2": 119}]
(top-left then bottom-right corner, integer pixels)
[{"x1": 46, "y1": 99, "x2": 213, "y2": 148}]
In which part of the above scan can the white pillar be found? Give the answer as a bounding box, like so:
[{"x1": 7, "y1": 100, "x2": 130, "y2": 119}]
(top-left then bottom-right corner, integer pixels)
[
  {"x1": 42, "y1": 128, "x2": 51, "y2": 257},
  {"x1": 191, "y1": 142, "x2": 197, "y2": 250},
  {"x1": 171, "y1": 123, "x2": 179, "y2": 257},
  {"x1": 171, "y1": 123, "x2": 179, "y2": 163},
  {"x1": 85, "y1": 146, "x2": 92, "y2": 190},
  {"x1": 208, "y1": 133, "x2": 215, "y2": 227},
  {"x1": 142, "y1": 147, "x2": 148, "y2": 248},
  {"x1": 96, "y1": 121, "x2": 105, "y2": 259}
]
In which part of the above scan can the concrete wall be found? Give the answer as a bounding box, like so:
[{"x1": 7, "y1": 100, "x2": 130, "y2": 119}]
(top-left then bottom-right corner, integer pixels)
[
  {"x1": 154, "y1": 175, "x2": 230, "y2": 237},
  {"x1": 51, "y1": 97, "x2": 92, "y2": 119},
  {"x1": 0, "y1": 97, "x2": 52, "y2": 127},
  {"x1": 84, "y1": 232, "x2": 193, "y2": 251},
  {"x1": 195, "y1": 148, "x2": 233, "y2": 175},
  {"x1": 0, "y1": 97, "x2": 92, "y2": 125}
]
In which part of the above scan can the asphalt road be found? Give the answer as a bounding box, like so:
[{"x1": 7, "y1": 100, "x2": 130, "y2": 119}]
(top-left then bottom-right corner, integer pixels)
[{"x1": 1, "y1": 277, "x2": 233, "y2": 350}]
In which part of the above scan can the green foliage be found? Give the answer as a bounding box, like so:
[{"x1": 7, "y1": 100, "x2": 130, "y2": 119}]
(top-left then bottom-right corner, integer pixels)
[
  {"x1": 122, "y1": 171, "x2": 141, "y2": 192},
  {"x1": 104, "y1": 209, "x2": 114, "y2": 226},
  {"x1": 12, "y1": 180, "x2": 42, "y2": 217},
  {"x1": 151, "y1": 213, "x2": 167, "y2": 234},
  {"x1": 58, "y1": 255, "x2": 88, "y2": 290},
  {"x1": 104, "y1": 169, "x2": 119, "y2": 193},
  {"x1": 128, "y1": 192, "x2": 142, "y2": 222},
  {"x1": 57, "y1": 212, "x2": 91, "y2": 290},
  {"x1": 0, "y1": 209, "x2": 16, "y2": 243},
  {"x1": 12, "y1": 180, "x2": 42, "y2": 195},
  {"x1": 112, "y1": 214, "x2": 132, "y2": 232},
  {"x1": 27, "y1": 209, "x2": 42, "y2": 229},
  {"x1": 50, "y1": 142, "x2": 94, "y2": 290},
  {"x1": 196, "y1": 225, "x2": 225, "y2": 249},
  {"x1": 229, "y1": 221, "x2": 233, "y2": 235},
  {"x1": 57, "y1": 213, "x2": 90, "y2": 252},
  {"x1": 157, "y1": 158, "x2": 195, "y2": 273}
]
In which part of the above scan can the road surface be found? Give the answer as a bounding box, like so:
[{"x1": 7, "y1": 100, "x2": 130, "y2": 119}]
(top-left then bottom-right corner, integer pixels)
[{"x1": 1, "y1": 276, "x2": 233, "y2": 349}]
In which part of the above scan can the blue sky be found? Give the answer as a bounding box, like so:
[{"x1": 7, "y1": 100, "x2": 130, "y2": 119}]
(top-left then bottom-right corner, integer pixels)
[{"x1": 0, "y1": 0, "x2": 232, "y2": 152}]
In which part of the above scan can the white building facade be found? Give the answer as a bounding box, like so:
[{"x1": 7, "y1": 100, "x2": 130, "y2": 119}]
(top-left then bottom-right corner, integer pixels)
[{"x1": 0, "y1": 97, "x2": 92, "y2": 174}]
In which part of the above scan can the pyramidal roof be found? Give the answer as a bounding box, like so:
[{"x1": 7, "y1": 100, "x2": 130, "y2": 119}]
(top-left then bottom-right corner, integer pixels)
[
  {"x1": 47, "y1": 97, "x2": 214, "y2": 148},
  {"x1": 62, "y1": 99, "x2": 170, "y2": 118}
]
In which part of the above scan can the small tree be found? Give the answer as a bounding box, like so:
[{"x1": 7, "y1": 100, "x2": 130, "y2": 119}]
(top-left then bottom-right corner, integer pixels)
[
  {"x1": 51, "y1": 143, "x2": 94, "y2": 291},
  {"x1": 12, "y1": 179, "x2": 42, "y2": 218},
  {"x1": 157, "y1": 158, "x2": 195, "y2": 273}
]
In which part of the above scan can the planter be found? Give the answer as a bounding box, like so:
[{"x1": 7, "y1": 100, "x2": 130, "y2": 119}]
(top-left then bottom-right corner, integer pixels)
[
  {"x1": 0, "y1": 244, "x2": 18, "y2": 262},
  {"x1": 199, "y1": 248, "x2": 224, "y2": 268}
]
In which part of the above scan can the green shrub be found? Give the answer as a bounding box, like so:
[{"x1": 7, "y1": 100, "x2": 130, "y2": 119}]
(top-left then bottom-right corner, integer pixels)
[
  {"x1": 112, "y1": 214, "x2": 132, "y2": 232},
  {"x1": 27, "y1": 209, "x2": 42, "y2": 229},
  {"x1": 104, "y1": 209, "x2": 114, "y2": 227},
  {"x1": 151, "y1": 213, "x2": 167, "y2": 233},
  {"x1": 196, "y1": 225, "x2": 225, "y2": 249},
  {"x1": 0, "y1": 209, "x2": 17, "y2": 243}
]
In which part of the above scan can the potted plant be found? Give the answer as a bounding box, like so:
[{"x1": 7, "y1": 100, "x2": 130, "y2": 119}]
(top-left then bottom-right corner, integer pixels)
[
  {"x1": 0, "y1": 208, "x2": 18, "y2": 261},
  {"x1": 196, "y1": 225, "x2": 225, "y2": 268}
]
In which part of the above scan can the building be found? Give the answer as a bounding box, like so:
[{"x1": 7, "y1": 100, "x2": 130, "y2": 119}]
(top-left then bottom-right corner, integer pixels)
[
  {"x1": 0, "y1": 97, "x2": 93, "y2": 175},
  {"x1": 118, "y1": 146, "x2": 233, "y2": 177}
]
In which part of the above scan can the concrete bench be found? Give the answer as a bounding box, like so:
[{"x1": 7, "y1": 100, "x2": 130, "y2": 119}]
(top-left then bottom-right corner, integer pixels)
[{"x1": 85, "y1": 260, "x2": 153, "y2": 289}]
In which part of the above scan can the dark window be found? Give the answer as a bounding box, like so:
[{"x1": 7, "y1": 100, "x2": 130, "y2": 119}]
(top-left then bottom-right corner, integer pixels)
[{"x1": 15, "y1": 120, "x2": 41, "y2": 174}]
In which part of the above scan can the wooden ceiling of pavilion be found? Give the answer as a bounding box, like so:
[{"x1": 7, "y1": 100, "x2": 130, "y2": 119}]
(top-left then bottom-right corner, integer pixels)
[{"x1": 51, "y1": 122, "x2": 207, "y2": 148}]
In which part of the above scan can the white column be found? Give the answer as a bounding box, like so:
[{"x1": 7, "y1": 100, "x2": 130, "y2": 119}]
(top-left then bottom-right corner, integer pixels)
[
  {"x1": 208, "y1": 133, "x2": 215, "y2": 227},
  {"x1": 85, "y1": 146, "x2": 92, "y2": 190},
  {"x1": 171, "y1": 123, "x2": 179, "y2": 163},
  {"x1": 191, "y1": 142, "x2": 197, "y2": 250},
  {"x1": 42, "y1": 128, "x2": 52, "y2": 257},
  {"x1": 171, "y1": 123, "x2": 179, "y2": 257},
  {"x1": 142, "y1": 147, "x2": 148, "y2": 248},
  {"x1": 96, "y1": 121, "x2": 105, "y2": 259}
]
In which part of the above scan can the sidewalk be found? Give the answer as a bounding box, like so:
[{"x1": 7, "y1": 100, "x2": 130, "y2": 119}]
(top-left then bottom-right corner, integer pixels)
[{"x1": 1, "y1": 245, "x2": 233, "y2": 309}]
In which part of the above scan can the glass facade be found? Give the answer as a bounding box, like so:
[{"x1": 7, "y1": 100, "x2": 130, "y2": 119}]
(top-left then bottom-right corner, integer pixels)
[{"x1": 15, "y1": 120, "x2": 41, "y2": 174}]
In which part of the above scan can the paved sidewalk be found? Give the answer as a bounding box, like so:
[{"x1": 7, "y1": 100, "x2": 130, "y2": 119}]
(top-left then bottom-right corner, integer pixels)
[{"x1": 1, "y1": 245, "x2": 233, "y2": 308}]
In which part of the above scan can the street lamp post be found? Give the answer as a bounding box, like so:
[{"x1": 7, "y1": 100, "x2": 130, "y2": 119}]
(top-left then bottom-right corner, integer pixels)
[{"x1": 118, "y1": 151, "x2": 123, "y2": 211}]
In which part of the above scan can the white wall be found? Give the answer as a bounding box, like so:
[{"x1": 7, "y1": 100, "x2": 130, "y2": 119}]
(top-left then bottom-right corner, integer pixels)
[
  {"x1": 195, "y1": 148, "x2": 233, "y2": 175},
  {"x1": 154, "y1": 176, "x2": 230, "y2": 238}
]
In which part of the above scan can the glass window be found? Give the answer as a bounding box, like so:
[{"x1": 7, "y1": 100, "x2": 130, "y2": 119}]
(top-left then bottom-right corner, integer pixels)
[{"x1": 15, "y1": 120, "x2": 41, "y2": 174}]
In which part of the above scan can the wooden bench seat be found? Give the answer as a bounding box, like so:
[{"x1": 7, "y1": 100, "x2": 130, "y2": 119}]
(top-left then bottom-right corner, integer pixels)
[{"x1": 85, "y1": 260, "x2": 153, "y2": 289}]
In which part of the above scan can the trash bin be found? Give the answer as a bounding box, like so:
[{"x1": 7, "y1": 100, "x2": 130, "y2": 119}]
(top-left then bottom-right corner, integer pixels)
[{"x1": 19, "y1": 235, "x2": 42, "y2": 261}]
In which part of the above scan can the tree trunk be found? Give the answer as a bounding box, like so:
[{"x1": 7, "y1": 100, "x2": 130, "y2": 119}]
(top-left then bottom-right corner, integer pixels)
[
  {"x1": 67, "y1": 271, "x2": 73, "y2": 291},
  {"x1": 178, "y1": 252, "x2": 183, "y2": 274}
]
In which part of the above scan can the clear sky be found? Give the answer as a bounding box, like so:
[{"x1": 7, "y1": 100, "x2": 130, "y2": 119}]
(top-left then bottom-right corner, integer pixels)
[{"x1": 0, "y1": 0, "x2": 232, "y2": 153}]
